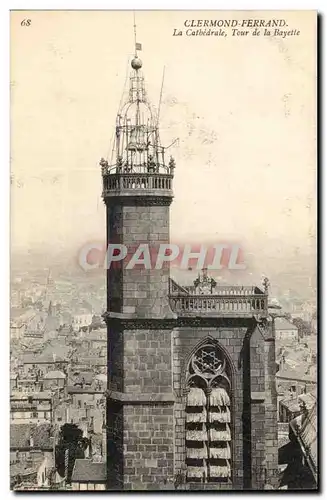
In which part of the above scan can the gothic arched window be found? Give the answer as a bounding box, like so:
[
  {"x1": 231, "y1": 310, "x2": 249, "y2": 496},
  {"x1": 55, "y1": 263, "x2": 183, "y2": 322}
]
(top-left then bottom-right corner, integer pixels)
[{"x1": 185, "y1": 342, "x2": 232, "y2": 483}]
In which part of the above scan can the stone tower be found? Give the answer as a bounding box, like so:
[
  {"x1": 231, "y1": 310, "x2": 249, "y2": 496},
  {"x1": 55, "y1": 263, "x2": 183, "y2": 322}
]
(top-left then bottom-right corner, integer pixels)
[
  {"x1": 101, "y1": 48, "x2": 177, "y2": 490},
  {"x1": 101, "y1": 48, "x2": 278, "y2": 491}
]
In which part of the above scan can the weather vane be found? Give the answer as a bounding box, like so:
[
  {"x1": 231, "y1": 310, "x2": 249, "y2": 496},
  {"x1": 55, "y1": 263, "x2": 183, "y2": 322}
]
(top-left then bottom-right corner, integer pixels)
[{"x1": 133, "y1": 11, "x2": 142, "y2": 58}]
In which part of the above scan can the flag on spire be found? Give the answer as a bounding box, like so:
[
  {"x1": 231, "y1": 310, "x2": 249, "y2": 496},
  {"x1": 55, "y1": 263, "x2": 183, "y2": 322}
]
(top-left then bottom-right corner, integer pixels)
[{"x1": 136, "y1": 42, "x2": 142, "y2": 51}]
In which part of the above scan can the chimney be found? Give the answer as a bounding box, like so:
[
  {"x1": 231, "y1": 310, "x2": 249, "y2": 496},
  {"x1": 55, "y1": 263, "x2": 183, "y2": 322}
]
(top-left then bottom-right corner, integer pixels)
[
  {"x1": 29, "y1": 435, "x2": 34, "y2": 448},
  {"x1": 90, "y1": 416, "x2": 94, "y2": 433},
  {"x1": 300, "y1": 400, "x2": 309, "y2": 425},
  {"x1": 280, "y1": 355, "x2": 285, "y2": 371},
  {"x1": 84, "y1": 442, "x2": 90, "y2": 459},
  {"x1": 102, "y1": 423, "x2": 107, "y2": 461}
]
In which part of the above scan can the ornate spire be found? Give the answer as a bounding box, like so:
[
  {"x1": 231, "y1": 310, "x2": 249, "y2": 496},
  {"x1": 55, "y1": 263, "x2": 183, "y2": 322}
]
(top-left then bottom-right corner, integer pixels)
[
  {"x1": 102, "y1": 37, "x2": 173, "y2": 176},
  {"x1": 101, "y1": 32, "x2": 175, "y2": 204}
]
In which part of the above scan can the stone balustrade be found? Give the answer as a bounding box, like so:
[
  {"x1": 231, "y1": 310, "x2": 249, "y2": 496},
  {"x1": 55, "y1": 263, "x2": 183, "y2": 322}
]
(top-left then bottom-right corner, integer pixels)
[
  {"x1": 102, "y1": 172, "x2": 173, "y2": 198},
  {"x1": 169, "y1": 294, "x2": 268, "y2": 317},
  {"x1": 184, "y1": 285, "x2": 260, "y2": 296}
]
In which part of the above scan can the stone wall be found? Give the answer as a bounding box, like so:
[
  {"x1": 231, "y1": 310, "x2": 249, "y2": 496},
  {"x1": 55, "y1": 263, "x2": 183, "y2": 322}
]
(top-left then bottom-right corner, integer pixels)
[
  {"x1": 107, "y1": 321, "x2": 278, "y2": 490},
  {"x1": 123, "y1": 329, "x2": 172, "y2": 394},
  {"x1": 107, "y1": 204, "x2": 170, "y2": 317},
  {"x1": 122, "y1": 404, "x2": 174, "y2": 490},
  {"x1": 107, "y1": 327, "x2": 174, "y2": 490},
  {"x1": 105, "y1": 196, "x2": 278, "y2": 490},
  {"x1": 109, "y1": 327, "x2": 173, "y2": 394},
  {"x1": 249, "y1": 326, "x2": 267, "y2": 489},
  {"x1": 264, "y1": 337, "x2": 279, "y2": 489},
  {"x1": 172, "y1": 326, "x2": 248, "y2": 490}
]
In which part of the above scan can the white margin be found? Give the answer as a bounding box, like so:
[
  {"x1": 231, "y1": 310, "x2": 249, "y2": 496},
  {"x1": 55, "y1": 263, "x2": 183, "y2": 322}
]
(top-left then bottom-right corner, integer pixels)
[{"x1": 1, "y1": 2, "x2": 324, "y2": 499}]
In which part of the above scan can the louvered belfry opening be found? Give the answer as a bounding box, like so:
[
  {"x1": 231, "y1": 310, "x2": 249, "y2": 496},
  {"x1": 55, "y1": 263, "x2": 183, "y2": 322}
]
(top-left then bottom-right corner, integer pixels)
[{"x1": 185, "y1": 343, "x2": 232, "y2": 483}]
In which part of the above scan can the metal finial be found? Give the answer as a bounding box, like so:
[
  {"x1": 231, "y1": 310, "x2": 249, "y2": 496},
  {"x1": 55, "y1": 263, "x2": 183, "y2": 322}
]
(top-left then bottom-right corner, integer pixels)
[
  {"x1": 169, "y1": 156, "x2": 176, "y2": 171},
  {"x1": 131, "y1": 11, "x2": 142, "y2": 70},
  {"x1": 133, "y1": 11, "x2": 137, "y2": 57},
  {"x1": 263, "y1": 277, "x2": 270, "y2": 293},
  {"x1": 103, "y1": 25, "x2": 171, "y2": 177}
]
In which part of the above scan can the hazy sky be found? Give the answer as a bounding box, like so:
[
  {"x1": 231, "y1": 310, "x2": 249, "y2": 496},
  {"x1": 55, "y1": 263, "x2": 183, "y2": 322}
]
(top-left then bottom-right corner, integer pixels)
[{"x1": 11, "y1": 10, "x2": 316, "y2": 263}]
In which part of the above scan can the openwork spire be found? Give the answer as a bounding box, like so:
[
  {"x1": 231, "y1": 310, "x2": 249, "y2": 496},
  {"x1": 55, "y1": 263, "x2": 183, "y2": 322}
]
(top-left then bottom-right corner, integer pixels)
[{"x1": 101, "y1": 38, "x2": 175, "y2": 203}]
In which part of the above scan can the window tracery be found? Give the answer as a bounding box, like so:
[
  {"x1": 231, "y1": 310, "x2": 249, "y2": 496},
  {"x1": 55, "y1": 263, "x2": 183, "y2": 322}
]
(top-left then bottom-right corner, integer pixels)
[{"x1": 185, "y1": 342, "x2": 232, "y2": 483}]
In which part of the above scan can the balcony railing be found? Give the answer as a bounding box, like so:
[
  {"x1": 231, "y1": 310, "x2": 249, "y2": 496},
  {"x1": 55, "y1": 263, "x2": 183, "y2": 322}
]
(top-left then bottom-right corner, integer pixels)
[
  {"x1": 169, "y1": 294, "x2": 268, "y2": 317},
  {"x1": 102, "y1": 172, "x2": 173, "y2": 198},
  {"x1": 183, "y1": 285, "x2": 261, "y2": 296}
]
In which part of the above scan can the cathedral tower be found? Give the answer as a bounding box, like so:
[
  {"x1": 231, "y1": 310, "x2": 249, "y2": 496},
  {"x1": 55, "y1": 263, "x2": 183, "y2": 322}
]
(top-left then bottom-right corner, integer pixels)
[
  {"x1": 101, "y1": 46, "x2": 177, "y2": 490},
  {"x1": 101, "y1": 45, "x2": 278, "y2": 491},
  {"x1": 101, "y1": 50, "x2": 175, "y2": 319}
]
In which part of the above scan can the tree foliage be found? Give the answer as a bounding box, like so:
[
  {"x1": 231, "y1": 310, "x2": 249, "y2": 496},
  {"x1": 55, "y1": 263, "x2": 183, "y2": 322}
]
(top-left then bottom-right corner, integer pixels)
[
  {"x1": 55, "y1": 423, "x2": 89, "y2": 484},
  {"x1": 292, "y1": 317, "x2": 312, "y2": 338}
]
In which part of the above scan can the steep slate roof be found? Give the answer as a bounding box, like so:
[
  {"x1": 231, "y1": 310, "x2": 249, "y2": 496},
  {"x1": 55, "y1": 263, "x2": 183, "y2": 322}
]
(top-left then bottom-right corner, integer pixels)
[
  {"x1": 276, "y1": 367, "x2": 316, "y2": 383},
  {"x1": 11, "y1": 391, "x2": 52, "y2": 400},
  {"x1": 43, "y1": 370, "x2": 66, "y2": 379},
  {"x1": 71, "y1": 459, "x2": 106, "y2": 483},
  {"x1": 87, "y1": 329, "x2": 107, "y2": 341},
  {"x1": 23, "y1": 354, "x2": 67, "y2": 364},
  {"x1": 10, "y1": 463, "x2": 38, "y2": 478},
  {"x1": 10, "y1": 423, "x2": 52, "y2": 450},
  {"x1": 73, "y1": 371, "x2": 94, "y2": 385},
  {"x1": 280, "y1": 392, "x2": 317, "y2": 414},
  {"x1": 11, "y1": 308, "x2": 28, "y2": 319},
  {"x1": 280, "y1": 397, "x2": 302, "y2": 414},
  {"x1": 275, "y1": 318, "x2": 298, "y2": 331},
  {"x1": 278, "y1": 422, "x2": 291, "y2": 448},
  {"x1": 299, "y1": 392, "x2": 317, "y2": 408},
  {"x1": 11, "y1": 309, "x2": 36, "y2": 322},
  {"x1": 67, "y1": 386, "x2": 104, "y2": 394},
  {"x1": 300, "y1": 403, "x2": 318, "y2": 477},
  {"x1": 42, "y1": 341, "x2": 71, "y2": 359},
  {"x1": 78, "y1": 357, "x2": 107, "y2": 366},
  {"x1": 290, "y1": 403, "x2": 317, "y2": 483}
]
